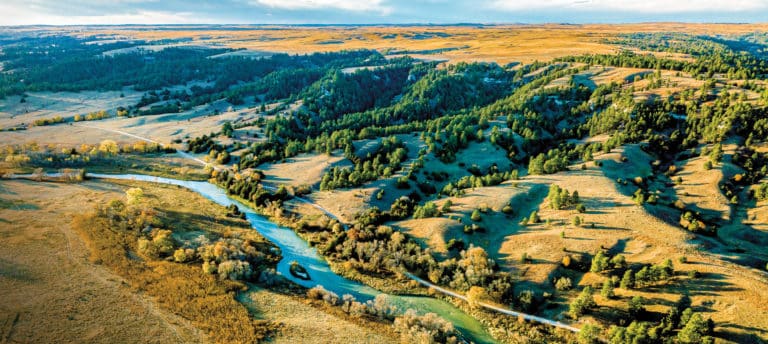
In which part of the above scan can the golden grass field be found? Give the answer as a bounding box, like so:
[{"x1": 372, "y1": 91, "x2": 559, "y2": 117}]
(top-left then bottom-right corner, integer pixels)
[
  {"x1": 0, "y1": 179, "x2": 396, "y2": 343},
  {"x1": 67, "y1": 23, "x2": 768, "y2": 64}
]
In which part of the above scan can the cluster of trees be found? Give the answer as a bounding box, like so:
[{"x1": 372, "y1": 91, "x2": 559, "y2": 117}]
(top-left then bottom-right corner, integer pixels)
[
  {"x1": 319, "y1": 136, "x2": 408, "y2": 190},
  {"x1": 95, "y1": 188, "x2": 278, "y2": 284},
  {"x1": 0, "y1": 140, "x2": 172, "y2": 169},
  {"x1": 305, "y1": 286, "x2": 461, "y2": 343},
  {"x1": 548, "y1": 184, "x2": 584, "y2": 211},
  {"x1": 74, "y1": 110, "x2": 113, "y2": 122},
  {"x1": 297, "y1": 205, "x2": 518, "y2": 305},
  {"x1": 186, "y1": 134, "x2": 224, "y2": 154},
  {"x1": 608, "y1": 295, "x2": 715, "y2": 344},
  {"x1": 440, "y1": 167, "x2": 516, "y2": 197},
  {"x1": 212, "y1": 170, "x2": 292, "y2": 208},
  {"x1": 32, "y1": 115, "x2": 64, "y2": 126}
]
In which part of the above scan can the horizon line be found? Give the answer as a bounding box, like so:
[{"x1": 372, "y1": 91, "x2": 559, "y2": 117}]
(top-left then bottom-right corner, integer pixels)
[{"x1": 3, "y1": 21, "x2": 768, "y2": 28}]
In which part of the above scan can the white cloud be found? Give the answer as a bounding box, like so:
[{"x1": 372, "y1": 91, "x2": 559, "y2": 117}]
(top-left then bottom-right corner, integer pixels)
[
  {"x1": 490, "y1": 0, "x2": 768, "y2": 13},
  {"x1": 0, "y1": 3, "x2": 204, "y2": 25},
  {"x1": 252, "y1": 0, "x2": 391, "y2": 13}
]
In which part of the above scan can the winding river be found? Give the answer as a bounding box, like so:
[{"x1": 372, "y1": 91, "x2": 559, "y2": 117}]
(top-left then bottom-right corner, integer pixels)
[{"x1": 87, "y1": 173, "x2": 496, "y2": 344}]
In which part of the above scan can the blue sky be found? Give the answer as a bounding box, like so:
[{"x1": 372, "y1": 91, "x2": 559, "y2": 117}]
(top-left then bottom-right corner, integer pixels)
[{"x1": 1, "y1": 0, "x2": 767, "y2": 25}]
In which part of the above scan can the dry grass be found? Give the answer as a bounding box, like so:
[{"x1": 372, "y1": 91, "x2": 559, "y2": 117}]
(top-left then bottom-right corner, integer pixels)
[
  {"x1": 673, "y1": 150, "x2": 732, "y2": 222},
  {"x1": 260, "y1": 153, "x2": 351, "y2": 187},
  {"x1": 0, "y1": 180, "x2": 202, "y2": 343},
  {"x1": 0, "y1": 89, "x2": 143, "y2": 129},
  {"x1": 241, "y1": 287, "x2": 397, "y2": 344},
  {"x1": 69, "y1": 23, "x2": 768, "y2": 65},
  {"x1": 380, "y1": 144, "x2": 768, "y2": 342}
]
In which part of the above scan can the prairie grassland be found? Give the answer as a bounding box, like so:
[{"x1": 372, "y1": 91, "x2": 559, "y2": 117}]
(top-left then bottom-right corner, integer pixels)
[
  {"x1": 0, "y1": 89, "x2": 143, "y2": 129},
  {"x1": 0, "y1": 177, "x2": 402, "y2": 344},
  {"x1": 77, "y1": 23, "x2": 768, "y2": 65},
  {"x1": 386, "y1": 143, "x2": 768, "y2": 342},
  {"x1": 242, "y1": 287, "x2": 397, "y2": 344},
  {"x1": 0, "y1": 180, "x2": 202, "y2": 343},
  {"x1": 0, "y1": 98, "x2": 261, "y2": 147},
  {"x1": 260, "y1": 153, "x2": 352, "y2": 188}
]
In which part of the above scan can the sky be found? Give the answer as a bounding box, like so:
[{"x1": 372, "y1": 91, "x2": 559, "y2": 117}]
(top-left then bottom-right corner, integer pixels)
[{"x1": 1, "y1": 0, "x2": 767, "y2": 25}]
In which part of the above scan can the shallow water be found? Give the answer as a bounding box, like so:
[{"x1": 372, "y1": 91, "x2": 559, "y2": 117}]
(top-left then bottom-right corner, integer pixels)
[{"x1": 87, "y1": 173, "x2": 496, "y2": 344}]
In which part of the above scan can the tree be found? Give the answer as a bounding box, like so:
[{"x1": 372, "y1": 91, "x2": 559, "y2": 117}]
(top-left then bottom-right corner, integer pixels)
[
  {"x1": 620, "y1": 270, "x2": 635, "y2": 289},
  {"x1": 222, "y1": 121, "x2": 234, "y2": 137},
  {"x1": 678, "y1": 313, "x2": 713, "y2": 344},
  {"x1": 98, "y1": 139, "x2": 119, "y2": 156},
  {"x1": 529, "y1": 211, "x2": 540, "y2": 224},
  {"x1": 591, "y1": 251, "x2": 609, "y2": 273},
  {"x1": 441, "y1": 199, "x2": 452, "y2": 213},
  {"x1": 628, "y1": 296, "x2": 645, "y2": 318},
  {"x1": 467, "y1": 286, "x2": 488, "y2": 308},
  {"x1": 578, "y1": 323, "x2": 602, "y2": 344},
  {"x1": 601, "y1": 279, "x2": 615, "y2": 299},
  {"x1": 570, "y1": 286, "x2": 596, "y2": 318},
  {"x1": 528, "y1": 153, "x2": 546, "y2": 175}
]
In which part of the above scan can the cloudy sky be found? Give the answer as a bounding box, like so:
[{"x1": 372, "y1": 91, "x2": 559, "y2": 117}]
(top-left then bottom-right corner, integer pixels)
[{"x1": 1, "y1": 0, "x2": 767, "y2": 25}]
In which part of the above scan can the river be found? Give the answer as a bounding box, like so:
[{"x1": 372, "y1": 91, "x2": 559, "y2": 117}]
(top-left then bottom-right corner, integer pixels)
[{"x1": 86, "y1": 173, "x2": 496, "y2": 344}]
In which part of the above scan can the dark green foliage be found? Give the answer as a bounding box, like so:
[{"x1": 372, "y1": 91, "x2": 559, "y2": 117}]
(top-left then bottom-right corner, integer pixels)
[
  {"x1": 569, "y1": 286, "x2": 596, "y2": 318},
  {"x1": 320, "y1": 136, "x2": 408, "y2": 190}
]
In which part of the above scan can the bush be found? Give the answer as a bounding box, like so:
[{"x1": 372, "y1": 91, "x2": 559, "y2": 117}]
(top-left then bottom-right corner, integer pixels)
[
  {"x1": 555, "y1": 276, "x2": 573, "y2": 291},
  {"x1": 413, "y1": 201, "x2": 440, "y2": 219},
  {"x1": 517, "y1": 290, "x2": 536, "y2": 312},
  {"x1": 394, "y1": 309, "x2": 459, "y2": 344},
  {"x1": 470, "y1": 209, "x2": 482, "y2": 222}
]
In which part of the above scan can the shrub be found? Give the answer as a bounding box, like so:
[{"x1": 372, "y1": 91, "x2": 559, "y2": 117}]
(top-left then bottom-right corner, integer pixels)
[
  {"x1": 470, "y1": 209, "x2": 482, "y2": 222},
  {"x1": 394, "y1": 309, "x2": 459, "y2": 344},
  {"x1": 517, "y1": 290, "x2": 536, "y2": 312},
  {"x1": 413, "y1": 202, "x2": 440, "y2": 219},
  {"x1": 555, "y1": 276, "x2": 573, "y2": 291}
]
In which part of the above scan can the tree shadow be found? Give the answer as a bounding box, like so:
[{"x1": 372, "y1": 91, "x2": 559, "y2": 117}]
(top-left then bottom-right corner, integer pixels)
[
  {"x1": 0, "y1": 258, "x2": 39, "y2": 283},
  {"x1": 714, "y1": 325, "x2": 767, "y2": 344}
]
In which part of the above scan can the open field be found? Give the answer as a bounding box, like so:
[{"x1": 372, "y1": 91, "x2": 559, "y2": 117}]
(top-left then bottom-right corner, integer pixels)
[
  {"x1": 67, "y1": 23, "x2": 768, "y2": 64},
  {"x1": 0, "y1": 180, "x2": 201, "y2": 343},
  {"x1": 0, "y1": 89, "x2": 143, "y2": 129},
  {"x1": 0, "y1": 178, "x2": 398, "y2": 343},
  {"x1": 242, "y1": 287, "x2": 397, "y2": 344},
  {"x1": 384, "y1": 145, "x2": 768, "y2": 342}
]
